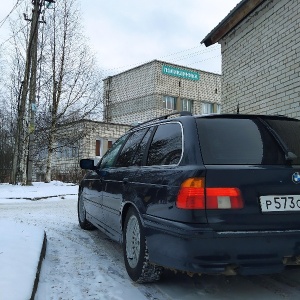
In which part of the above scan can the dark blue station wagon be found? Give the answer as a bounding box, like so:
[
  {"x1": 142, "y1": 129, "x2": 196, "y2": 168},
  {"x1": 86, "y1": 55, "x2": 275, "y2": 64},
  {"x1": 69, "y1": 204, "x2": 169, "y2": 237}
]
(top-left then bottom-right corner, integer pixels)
[{"x1": 78, "y1": 113, "x2": 300, "y2": 282}]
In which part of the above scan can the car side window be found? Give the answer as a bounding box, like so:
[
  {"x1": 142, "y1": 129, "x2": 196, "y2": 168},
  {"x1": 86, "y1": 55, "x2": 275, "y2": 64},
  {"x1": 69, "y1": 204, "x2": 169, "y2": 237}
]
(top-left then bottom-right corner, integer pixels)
[
  {"x1": 131, "y1": 127, "x2": 154, "y2": 166},
  {"x1": 147, "y1": 123, "x2": 182, "y2": 166},
  {"x1": 99, "y1": 134, "x2": 128, "y2": 169},
  {"x1": 115, "y1": 128, "x2": 148, "y2": 167}
]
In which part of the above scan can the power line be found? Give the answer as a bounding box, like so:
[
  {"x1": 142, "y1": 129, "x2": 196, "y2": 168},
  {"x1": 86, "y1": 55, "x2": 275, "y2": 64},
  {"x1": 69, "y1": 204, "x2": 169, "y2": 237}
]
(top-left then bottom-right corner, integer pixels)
[
  {"x1": 157, "y1": 44, "x2": 219, "y2": 60},
  {"x1": 163, "y1": 47, "x2": 220, "y2": 64},
  {"x1": 184, "y1": 55, "x2": 222, "y2": 73},
  {"x1": 101, "y1": 44, "x2": 220, "y2": 72},
  {"x1": 0, "y1": 24, "x2": 28, "y2": 48},
  {"x1": 0, "y1": 0, "x2": 25, "y2": 29}
]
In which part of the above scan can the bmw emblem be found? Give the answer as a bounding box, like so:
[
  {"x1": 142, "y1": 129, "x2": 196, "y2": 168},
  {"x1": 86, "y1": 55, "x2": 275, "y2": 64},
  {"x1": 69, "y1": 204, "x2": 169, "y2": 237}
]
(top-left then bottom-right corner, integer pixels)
[{"x1": 292, "y1": 172, "x2": 300, "y2": 184}]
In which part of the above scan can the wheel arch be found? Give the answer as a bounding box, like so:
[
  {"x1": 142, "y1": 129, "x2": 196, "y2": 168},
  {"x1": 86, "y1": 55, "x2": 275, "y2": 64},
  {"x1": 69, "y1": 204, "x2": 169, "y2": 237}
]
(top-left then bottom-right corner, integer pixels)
[{"x1": 121, "y1": 202, "x2": 143, "y2": 232}]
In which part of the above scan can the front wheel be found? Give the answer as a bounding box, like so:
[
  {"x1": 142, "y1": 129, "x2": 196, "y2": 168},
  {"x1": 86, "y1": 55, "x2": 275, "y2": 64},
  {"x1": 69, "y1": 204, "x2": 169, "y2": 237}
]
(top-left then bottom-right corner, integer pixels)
[
  {"x1": 123, "y1": 207, "x2": 163, "y2": 283},
  {"x1": 78, "y1": 191, "x2": 95, "y2": 230}
]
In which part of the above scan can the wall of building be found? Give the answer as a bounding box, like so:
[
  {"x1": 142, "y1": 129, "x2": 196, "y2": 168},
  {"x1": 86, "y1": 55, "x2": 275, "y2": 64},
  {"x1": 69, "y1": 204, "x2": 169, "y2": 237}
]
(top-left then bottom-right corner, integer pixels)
[
  {"x1": 103, "y1": 60, "x2": 222, "y2": 125},
  {"x1": 221, "y1": 0, "x2": 300, "y2": 117},
  {"x1": 33, "y1": 120, "x2": 131, "y2": 182},
  {"x1": 79, "y1": 121, "x2": 131, "y2": 159},
  {"x1": 104, "y1": 62, "x2": 157, "y2": 123}
]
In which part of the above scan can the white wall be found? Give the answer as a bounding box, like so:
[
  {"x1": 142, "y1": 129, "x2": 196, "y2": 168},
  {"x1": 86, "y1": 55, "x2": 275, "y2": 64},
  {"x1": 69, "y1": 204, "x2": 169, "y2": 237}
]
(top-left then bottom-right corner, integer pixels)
[{"x1": 221, "y1": 0, "x2": 300, "y2": 118}]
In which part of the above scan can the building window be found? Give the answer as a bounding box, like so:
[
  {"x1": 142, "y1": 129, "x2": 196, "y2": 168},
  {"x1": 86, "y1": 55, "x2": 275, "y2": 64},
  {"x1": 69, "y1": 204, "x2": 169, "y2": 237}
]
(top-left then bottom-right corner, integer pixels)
[
  {"x1": 202, "y1": 102, "x2": 221, "y2": 115},
  {"x1": 96, "y1": 139, "x2": 115, "y2": 157},
  {"x1": 95, "y1": 140, "x2": 101, "y2": 156},
  {"x1": 108, "y1": 140, "x2": 113, "y2": 150},
  {"x1": 56, "y1": 141, "x2": 78, "y2": 158},
  {"x1": 163, "y1": 96, "x2": 177, "y2": 110},
  {"x1": 181, "y1": 99, "x2": 193, "y2": 112}
]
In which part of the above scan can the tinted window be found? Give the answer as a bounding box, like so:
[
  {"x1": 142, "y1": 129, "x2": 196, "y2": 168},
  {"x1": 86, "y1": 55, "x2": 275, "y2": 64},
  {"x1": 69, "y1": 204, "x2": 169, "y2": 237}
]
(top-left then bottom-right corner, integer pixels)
[
  {"x1": 265, "y1": 119, "x2": 300, "y2": 165},
  {"x1": 131, "y1": 127, "x2": 154, "y2": 166},
  {"x1": 100, "y1": 134, "x2": 128, "y2": 168},
  {"x1": 147, "y1": 123, "x2": 182, "y2": 166},
  {"x1": 197, "y1": 118, "x2": 284, "y2": 165},
  {"x1": 115, "y1": 129, "x2": 148, "y2": 167}
]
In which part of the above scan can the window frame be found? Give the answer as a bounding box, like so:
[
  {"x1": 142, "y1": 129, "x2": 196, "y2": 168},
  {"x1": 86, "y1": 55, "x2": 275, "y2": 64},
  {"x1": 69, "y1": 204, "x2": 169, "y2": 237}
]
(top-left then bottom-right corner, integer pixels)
[
  {"x1": 114, "y1": 128, "x2": 149, "y2": 168},
  {"x1": 146, "y1": 122, "x2": 184, "y2": 166},
  {"x1": 181, "y1": 98, "x2": 193, "y2": 113},
  {"x1": 196, "y1": 118, "x2": 285, "y2": 165},
  {"x1": 202, "y1": 102, "x2": 221, "y2": 115},
  {"x1": 163, "y1": 95, "x2": 177, "y2": 110}
]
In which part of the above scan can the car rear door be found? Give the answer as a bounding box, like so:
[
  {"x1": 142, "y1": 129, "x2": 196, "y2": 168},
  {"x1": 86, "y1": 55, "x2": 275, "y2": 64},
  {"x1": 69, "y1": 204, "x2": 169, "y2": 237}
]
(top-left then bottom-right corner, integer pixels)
[
  {"x1": 101, "y1": 128, "x2": 149, "y2": 241},
  {"x1": 196, "y1": 116, "x2": 300, "y2": 231},
  {"x1": 132, "y1": 121, "x2": 208, "y2": 224}
]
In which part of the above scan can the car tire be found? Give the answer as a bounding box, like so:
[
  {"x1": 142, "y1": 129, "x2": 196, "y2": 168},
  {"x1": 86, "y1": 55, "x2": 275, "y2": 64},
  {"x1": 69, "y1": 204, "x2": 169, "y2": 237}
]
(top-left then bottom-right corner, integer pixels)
[
  {"x1": 123, "y1": 207, "x2": 163, "y2": 283},
  {"x1": 78, "y1": 191, "x2": 95, "y2": 230}
]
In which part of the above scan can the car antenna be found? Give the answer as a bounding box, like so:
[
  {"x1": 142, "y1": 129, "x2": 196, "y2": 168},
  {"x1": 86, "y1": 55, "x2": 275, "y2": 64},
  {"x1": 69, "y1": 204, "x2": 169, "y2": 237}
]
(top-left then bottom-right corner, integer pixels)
[{"x1": 236, "y1": 103, "x2": 240, "y2": 114}]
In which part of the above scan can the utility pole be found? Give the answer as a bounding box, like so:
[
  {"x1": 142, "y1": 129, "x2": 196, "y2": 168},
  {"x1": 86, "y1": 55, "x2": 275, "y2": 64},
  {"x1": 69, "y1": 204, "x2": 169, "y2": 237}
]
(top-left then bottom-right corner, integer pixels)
[
  {"x1": 26, "y1": 0, "x2": 43, "y2": 185},
  {"x1": 11, "y1": 0, "x2": 41, "y2": 185},
  {"x1": 27, "y1": 0, "x2": 55, "y2": 185},
  {"x1": 11, "y1": 0, "x2": 55, "y2": 185}
]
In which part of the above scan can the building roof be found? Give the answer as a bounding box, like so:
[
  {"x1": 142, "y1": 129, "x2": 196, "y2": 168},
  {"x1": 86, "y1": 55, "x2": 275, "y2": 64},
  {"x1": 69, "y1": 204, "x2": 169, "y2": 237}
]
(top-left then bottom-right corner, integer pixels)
[
  {"x1": 103, "y1": 59, "x2": 221, "y2": 81},
  {"x1": 201, "y1": 0, "x2": 267, "y2": 46}
]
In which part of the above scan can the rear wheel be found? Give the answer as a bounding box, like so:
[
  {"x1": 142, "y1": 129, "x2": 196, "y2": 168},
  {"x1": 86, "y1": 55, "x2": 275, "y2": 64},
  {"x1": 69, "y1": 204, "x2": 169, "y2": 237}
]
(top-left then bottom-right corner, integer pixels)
[
  {"x1": 78, "y1": 191, "x2": 95, "y2": 230},
  {"x1": 123, "y1": 207, "x2": 163, "y2": 283}
]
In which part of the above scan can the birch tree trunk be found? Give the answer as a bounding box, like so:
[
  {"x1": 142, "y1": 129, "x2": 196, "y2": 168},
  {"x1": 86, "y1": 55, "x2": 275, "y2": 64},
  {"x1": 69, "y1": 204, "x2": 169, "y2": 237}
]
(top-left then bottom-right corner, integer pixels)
[
  {"x1": 42, "y1": 0, "x2": 102, "y2": 183},
  {"x1": 45, "y1": 124, "x2": 56, "y2": 183}
]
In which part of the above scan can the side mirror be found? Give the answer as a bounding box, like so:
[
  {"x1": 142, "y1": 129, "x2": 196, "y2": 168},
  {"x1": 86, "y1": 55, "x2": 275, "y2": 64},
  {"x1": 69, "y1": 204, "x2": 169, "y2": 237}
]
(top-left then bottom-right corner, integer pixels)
[{"x1": 80, "y1": 159, "x2": 96, "y2": 170}]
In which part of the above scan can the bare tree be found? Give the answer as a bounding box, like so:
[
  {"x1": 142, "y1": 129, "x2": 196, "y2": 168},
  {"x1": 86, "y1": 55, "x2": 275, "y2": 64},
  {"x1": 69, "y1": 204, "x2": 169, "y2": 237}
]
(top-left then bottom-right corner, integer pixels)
[
  {"x1": 1, "y1": 0, "x2": 102, "y2": 184},
  {"x1": 0, "y1": 51, "x2": 14, "y2": 182},
  {"x1": 1, "y1": 12, "x2": 31, "y2": 184},
  {"x1": 5, "y1": 1, "x2": 41, "y2": 185},
  {"x1": 40, "y1": 0, "x2": 102, "y2": 182}
]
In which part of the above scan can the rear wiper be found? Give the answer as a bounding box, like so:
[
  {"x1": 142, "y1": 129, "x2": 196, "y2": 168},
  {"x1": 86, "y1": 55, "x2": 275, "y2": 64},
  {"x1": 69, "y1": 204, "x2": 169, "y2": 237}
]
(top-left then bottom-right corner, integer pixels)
[
  {"x1": 285, "y1": 151, "x2": 298, "y2": 161},
  {"x1": 258, "y1": 118, "x2": 298, "y2": 162}
]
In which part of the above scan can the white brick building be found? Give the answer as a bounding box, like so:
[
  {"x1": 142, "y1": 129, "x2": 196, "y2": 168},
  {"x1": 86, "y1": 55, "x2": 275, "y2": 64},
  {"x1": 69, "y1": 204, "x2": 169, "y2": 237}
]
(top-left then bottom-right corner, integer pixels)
[
  {"x1": 202, "y1": 0, "x2": 300, "y2": 118},
  {"x1": 103, "y1": 60, "x2": 221, "y2": 125},
  {"x1": 34, "y1": 120, "x2": 131, "y2": 182}
]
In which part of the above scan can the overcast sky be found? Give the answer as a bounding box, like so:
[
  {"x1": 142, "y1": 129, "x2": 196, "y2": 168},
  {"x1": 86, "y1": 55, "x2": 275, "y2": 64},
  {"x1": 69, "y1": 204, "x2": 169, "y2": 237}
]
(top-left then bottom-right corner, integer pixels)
[{"x1": 0, "y1": 0, "x2": 241, "y2": 76}]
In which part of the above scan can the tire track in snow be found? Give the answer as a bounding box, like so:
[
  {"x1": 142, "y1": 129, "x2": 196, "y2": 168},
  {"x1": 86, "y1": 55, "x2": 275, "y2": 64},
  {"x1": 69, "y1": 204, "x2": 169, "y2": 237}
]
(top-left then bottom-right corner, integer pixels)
[{"x1": 3, "y1": 197, "x2": 300, "y2": 299}]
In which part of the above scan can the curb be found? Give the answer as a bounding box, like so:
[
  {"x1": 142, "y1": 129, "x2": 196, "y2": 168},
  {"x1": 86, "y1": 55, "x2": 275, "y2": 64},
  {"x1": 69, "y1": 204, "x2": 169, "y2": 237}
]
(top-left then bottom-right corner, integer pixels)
[
  {"x1": 6, "y1": 194, "x2": 77, "y2": 201},
  {"x1": 30, "y1": 232, "x2": 47, "y2": 300}
]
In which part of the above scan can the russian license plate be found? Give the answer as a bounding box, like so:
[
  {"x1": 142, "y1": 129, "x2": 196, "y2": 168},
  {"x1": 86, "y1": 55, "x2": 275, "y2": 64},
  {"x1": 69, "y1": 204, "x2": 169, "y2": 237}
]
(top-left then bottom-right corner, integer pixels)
[{"x1": 260, "y1": 195, "x2": 300, "y2": 212}]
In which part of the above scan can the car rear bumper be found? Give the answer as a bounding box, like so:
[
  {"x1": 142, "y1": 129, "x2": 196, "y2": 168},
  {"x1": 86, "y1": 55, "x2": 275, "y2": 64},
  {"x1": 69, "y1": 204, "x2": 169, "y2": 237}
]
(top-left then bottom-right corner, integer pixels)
[{"x1": 143, "y1": 215, "x2": 300, "y2": 275}]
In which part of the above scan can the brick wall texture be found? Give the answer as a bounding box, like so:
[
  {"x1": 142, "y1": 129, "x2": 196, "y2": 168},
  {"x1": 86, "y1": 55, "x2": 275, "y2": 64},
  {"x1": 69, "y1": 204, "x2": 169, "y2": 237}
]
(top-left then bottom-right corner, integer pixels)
[
  {"x1": 220, "y1": 0, "x2": 300, "y2": 118},
  {"x1": 33, "y1": 120, "x2": 130, "y2": 181},
  {"x1": 103, "y1": 60, "x2": 221, "y2": 125}
]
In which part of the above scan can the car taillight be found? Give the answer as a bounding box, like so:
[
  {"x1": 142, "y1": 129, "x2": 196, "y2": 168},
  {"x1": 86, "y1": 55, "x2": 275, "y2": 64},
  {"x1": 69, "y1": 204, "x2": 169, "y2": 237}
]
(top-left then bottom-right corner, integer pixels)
[
  {"x1": 176, "y1": 178, "x2": 244, "y2": 210},
  {"x1": 176, "y1": 178, "x2": 205, "y2": 209},
  {"x1": 206, "y1": 187, "x2": 243, "y2": 209}
]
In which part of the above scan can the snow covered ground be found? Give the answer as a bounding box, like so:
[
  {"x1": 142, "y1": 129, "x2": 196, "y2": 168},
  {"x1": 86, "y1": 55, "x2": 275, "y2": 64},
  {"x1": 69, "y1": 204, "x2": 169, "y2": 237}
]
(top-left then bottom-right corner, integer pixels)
[
  {"x1": 2, "y1": 181, "x2": 300, "y2": 300},
  {"x1": 0, "y1": 220, "x2": 45, "y2": 300},
  {"x1": 0, "y1": 181, "x2": 77, "y2": 300}
]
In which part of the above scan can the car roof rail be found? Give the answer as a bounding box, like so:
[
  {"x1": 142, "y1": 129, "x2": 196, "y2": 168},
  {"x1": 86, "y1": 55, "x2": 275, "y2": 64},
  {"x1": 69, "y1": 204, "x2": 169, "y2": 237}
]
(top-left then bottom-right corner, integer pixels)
[{"x1": 130, "y1": 111, "x2": 192, "y2": 130}]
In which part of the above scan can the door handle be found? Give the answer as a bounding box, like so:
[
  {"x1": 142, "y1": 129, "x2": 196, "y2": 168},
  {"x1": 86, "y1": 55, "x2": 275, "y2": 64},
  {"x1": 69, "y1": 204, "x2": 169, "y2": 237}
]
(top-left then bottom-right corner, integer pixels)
[{"x1": 123, "y1": 177, "x2": 129, "y2": 185}]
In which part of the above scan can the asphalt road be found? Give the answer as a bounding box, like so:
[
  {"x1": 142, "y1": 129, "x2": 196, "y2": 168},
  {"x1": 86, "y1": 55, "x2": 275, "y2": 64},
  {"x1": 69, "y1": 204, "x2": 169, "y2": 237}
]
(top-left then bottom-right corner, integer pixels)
[{"x1": 2, "y1": 197, "x2": 300, "y2": 300}]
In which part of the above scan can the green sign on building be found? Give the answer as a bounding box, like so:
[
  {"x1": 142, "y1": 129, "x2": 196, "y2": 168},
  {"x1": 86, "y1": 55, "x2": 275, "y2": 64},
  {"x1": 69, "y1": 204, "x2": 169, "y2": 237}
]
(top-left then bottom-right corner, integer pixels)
[{"x1": 162, "y1": 65, "x2": 200, "y2": 81}]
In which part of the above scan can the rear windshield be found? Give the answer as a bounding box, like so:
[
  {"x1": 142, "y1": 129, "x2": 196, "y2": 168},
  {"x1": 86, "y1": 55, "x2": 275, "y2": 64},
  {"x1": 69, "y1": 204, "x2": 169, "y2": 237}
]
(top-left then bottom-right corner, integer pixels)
[
  {"x1": 265, "y1": 119, "x2": 300, "y2": 165},
  {"x1": 196, "y1": 118, "x2": 289, "y2": 165}
]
